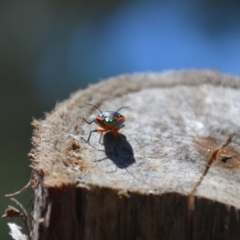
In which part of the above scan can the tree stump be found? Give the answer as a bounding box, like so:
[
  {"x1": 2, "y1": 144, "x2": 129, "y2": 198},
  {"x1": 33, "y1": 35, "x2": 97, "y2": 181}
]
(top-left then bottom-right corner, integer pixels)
[{"x1": 28, "y1": 70, "x2": 240, "y2": 240}]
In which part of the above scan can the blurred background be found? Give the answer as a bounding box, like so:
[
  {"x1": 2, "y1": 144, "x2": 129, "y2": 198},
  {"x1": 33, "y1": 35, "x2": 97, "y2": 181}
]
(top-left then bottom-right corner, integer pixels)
[{"x1": 1, "y1": 0, "x2": 240, "y2": 238}]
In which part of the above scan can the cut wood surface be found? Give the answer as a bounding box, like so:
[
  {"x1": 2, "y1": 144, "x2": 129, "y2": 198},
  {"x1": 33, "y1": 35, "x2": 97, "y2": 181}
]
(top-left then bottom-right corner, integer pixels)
[{"x1": 29, "y1": 70, "x2": 240, "y2": 240}]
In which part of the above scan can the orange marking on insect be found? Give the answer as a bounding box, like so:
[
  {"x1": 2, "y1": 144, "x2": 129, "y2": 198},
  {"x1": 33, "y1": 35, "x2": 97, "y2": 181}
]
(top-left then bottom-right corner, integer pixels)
[{"x1": 82, "y1": 103, "x2": 128, "y2": 144}]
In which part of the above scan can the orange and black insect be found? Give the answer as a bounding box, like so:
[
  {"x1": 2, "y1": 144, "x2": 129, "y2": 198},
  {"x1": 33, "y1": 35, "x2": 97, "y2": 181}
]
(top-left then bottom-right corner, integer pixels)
[{"x1": 82, "y1": 103, "x2": 129, "y2": 155}]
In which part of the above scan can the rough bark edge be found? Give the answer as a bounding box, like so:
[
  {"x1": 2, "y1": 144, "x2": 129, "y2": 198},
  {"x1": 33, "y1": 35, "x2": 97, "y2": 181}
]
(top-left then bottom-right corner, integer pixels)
[{"x1": 29, "y1": 70, "x2": 240, "y2": 186}]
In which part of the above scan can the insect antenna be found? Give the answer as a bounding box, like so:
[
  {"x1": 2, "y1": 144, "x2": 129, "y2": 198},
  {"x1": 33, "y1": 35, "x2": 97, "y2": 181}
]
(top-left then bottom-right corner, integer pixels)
[
  {"x1": 116, "y1": 106, "x2": 129, "y2": 112},
  {"x1": 85, "y1": 103, "x2": 103, "y2": 113}
]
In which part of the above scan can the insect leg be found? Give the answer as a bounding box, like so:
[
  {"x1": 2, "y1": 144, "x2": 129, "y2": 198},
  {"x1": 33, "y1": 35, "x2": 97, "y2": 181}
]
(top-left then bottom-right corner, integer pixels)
[
  {"x1": 86, "y1": 128, "x2": 108, "y2": 142},
  {"x1": 110, "y1": 125, "x2": 125, "y2": 148},
  {"x1": 119, "y1": 124, "x2": 125, "y2": 129},
  {"x1": 82, "y1": 118, "x2": 97, "y2": 124},
  {"x1": 82, "y1": 129, "x2": 98, "y2": 142},
  {"x1": 99, "y1": 133, "x2": 103, "y2": 144},
  {"x1": 97, "y1": 129, "x2": 108, "y2": 144}
]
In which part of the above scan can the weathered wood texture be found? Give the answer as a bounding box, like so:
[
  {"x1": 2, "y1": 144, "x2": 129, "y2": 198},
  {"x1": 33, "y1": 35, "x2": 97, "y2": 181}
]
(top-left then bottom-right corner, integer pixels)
[{"x1": 29, "y1": 70, "x2": 240, "y2": 240}]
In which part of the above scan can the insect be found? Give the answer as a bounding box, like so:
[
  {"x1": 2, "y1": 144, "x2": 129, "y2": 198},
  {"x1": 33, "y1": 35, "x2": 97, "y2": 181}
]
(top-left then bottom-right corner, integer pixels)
[{"x1": 82, "y1": 103, "x2": 129, "y2": 155}]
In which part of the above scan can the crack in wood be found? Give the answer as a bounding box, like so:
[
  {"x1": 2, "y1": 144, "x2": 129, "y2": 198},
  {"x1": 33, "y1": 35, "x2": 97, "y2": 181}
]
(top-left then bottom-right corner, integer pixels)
[
  {"x1": 188, "y1": 133, "x2": 236, "y2": 211},
  {"x1": 187, "y1": 133, "x2": 236, "y2": 239},
  {"x1": 187, "y1": 133, "x2": 236, "y2": 238}
]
